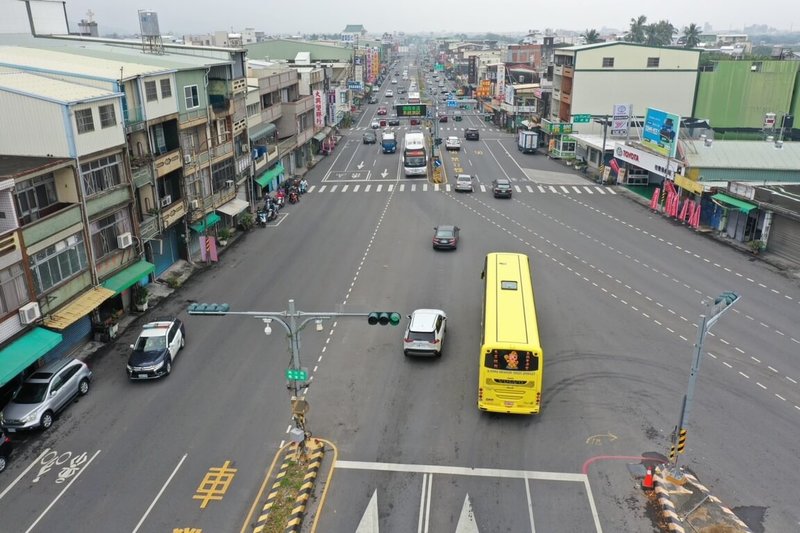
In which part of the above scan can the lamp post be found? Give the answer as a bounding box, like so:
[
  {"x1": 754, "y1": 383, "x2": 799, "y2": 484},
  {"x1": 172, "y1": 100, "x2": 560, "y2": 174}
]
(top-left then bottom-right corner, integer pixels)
[{"x1": 669, "y1": 291, "x2": 741, "y2": 478}]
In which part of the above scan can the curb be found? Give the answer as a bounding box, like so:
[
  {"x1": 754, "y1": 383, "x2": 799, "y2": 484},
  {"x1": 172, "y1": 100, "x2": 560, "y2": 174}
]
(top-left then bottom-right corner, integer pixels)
[
  {"x1": 681, "y1": 471, "x2": 752, "y2": 532},
  {"x1": 251, "y1": 446, "x2": 294, "y2": 533},
  {"x1": 284, "y1": 438, "x2": 325, "y2": 532},
  {"x1": 653, "y1": 468, "x2": 685, "y2": 533}
]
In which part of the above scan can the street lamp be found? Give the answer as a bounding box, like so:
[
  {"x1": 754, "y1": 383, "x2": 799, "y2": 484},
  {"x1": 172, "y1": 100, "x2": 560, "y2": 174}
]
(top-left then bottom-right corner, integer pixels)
[{"x1": 669, "y1": 291, "x2": 741, "y2": 479}]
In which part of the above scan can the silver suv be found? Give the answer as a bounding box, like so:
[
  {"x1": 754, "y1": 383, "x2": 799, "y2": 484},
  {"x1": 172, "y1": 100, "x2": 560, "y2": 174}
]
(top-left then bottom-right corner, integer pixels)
[
  {"x1": 1, "y1": 357, "x2": 92, "y2": 432},
  {"x1": 403, "y1": 309, "x2": 447, "y2": 357}
]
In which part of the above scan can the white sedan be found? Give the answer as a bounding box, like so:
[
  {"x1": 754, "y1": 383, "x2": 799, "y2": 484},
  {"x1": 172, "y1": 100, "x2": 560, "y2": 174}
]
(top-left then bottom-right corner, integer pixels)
[{"x1": 445, "y1": 136, "x2": 461, "y2": 151}]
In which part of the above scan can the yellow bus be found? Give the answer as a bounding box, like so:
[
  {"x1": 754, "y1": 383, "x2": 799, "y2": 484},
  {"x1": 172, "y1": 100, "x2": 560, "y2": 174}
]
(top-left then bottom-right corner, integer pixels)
[{"x1": 478, "y1": 253, "x2": 543, "y2": 414}]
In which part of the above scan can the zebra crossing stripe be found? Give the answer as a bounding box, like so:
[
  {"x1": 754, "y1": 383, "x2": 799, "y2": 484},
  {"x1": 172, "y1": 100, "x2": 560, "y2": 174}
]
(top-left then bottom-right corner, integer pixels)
[
  {"x1": 514, "y1": 185, "x2": 522, "y2": 192},
  {"x1": 365, "y1": 184, "x2": 371, "y2": 192},
  {"x1": 607, "y1": 188, "x2": 616, "y2": 194},
  {"x1": 353, "y1": 184, "x2": 360, "y2": 192},
  {"x1": 526, "y1": 185, "x2": 534, "y2": 193},
  {"x1": 423, "y1": 184, "x2": 428, "y2": 192},
  {"x1": 318, "y1": 185, "x2": 326, "y2": 193},
  {"x1": 560, "y1": 186, "x2": 570, "y2": 194},
  {"x1": 307, "y1": 185, "x2": 316, "y2": 193},
  {"x1": 538, "y1": 185, "x2": 546, "y2": 193},
  {"x1": 399, "y1": 184, "x2": 405, "y2": 191},
  {"x1": 434, "y1": 184, "x2": 440, "y2": 191},
  {"x1": 445, "y1": 184, "x2": 451, "y2": 192},
  {"x1": 480, "y1": 184, "x2": 486, "y2": 192},
  {"x1": 411, "y1": 184, "x2": 417, "y2": 192},
  {"x1": 549, "y1": 186, "x2": 558, "y2": 193},
  {"x1": 377, "y1": 184, "x2": 383, "y2": 192},
  {"x1": 596, "y1": 187, "x2": 606, "y2": 194},
  {"x1": 583, "y1": 187, "x2": 593, "y2": 194},
  {"x1": 572, "y1": 186, "x2": 582, "y2": 194}
]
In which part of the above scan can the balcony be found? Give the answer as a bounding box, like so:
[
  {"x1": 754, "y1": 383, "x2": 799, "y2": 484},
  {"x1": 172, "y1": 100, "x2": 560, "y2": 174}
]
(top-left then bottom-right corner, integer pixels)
[
  {"x1": 208, "y1": 99, "x2": 232, "y2": 119},
  {"x1": 124, "y1": 105, "x2": 145, "y2": 133},
  {"x1": 262, "y1": 104, "x2": 282, "y2": 123},
  {"x1": 154, "y1": 148, "x2": 183, "y2": 178},
  {"x1": 296, "y1": 127, "x2": 314, "y2": 147},
  {"x1": 179, "y1": 107, "x2": 207, "y2": 129},
  {"x1": 131, "y1": 161, "x2": 155, "y2": 188},
  {"x1": 283, "y1": 95, "x2": 314, "y2": 116},
  {"x1": 161, "y1": 198, "x2": 186, "y2": 229},
  {"x1": 277, "y1": 136, "x2": 297, "y2": 156},
  {"x1": 139, "y1": 215, "x2": 159, "y2": 241},
  {"x1": 210, "y1": 141, "x2": 234, "y2": 162},
  {"x1": 231, "y1": 78, "x2": 247, "y2": 96},
  {"x1": 552, "y1": 88, "x2": 561, "y2": 101},
  {"x1": 266, "y1": 144, "x2": 279, "y2": 164}
]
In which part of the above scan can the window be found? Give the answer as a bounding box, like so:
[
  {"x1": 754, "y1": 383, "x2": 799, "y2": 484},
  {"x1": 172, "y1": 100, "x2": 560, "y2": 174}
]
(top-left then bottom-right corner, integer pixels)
[
  {"x1": 30, "y1": 233, "x2": 88, "y2": 294},
  {"x1": 0, "y1": 263, "x2": 30, "y2": 314},
  {"x1": 90, "y1": 209, "x2": 132, "y2": 261},
  {"x1": 484, "y1": 349, "x2": 538, "y2": 371},
  {"x1": 247, "y1": 102, "x2": 260, "y2": 117},
  {"x1": 602, "y1": 57, "x2": 614, "y2": 68},
  {"x1": 647, "y1": 57, "x2": 660, "y2": 68},
  {"x1": 81, "y1": 154, "x2": 123, "y2": 196},
  {"x1": 160, "y1": 78, "x2": 172, "y2": 98},
  {"x1": 75, "y1": 109, "x2": 94, "y2": 134},
  {"x1": 145, "y1": 80, "x2": 158, "y2": 102},
  {"x1": 99, "y1": 104, "x2": 117, "y2": 128},
  {"x1": 211, "y1": 158, "x2": 235, "y2": 191},
  {"x1": 14, "y1": 173, "x2": 59, "y2": 225},
  {"x1": 184, "y1": 85, "x2": 199, "y2": 109}
]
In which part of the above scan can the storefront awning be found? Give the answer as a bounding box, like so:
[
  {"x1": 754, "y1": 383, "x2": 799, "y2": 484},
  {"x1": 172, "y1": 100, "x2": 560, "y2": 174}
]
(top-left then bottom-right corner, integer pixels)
[
  {"x1": 313, "y1": 132, "x2": 327, "y2": 143},
  {"x1": 189, "y1": 213, "x2": 222, "y2": 233},
  {"x1": 217, "y1": 198, "x2": 250, "y2": 217},
  {"x1": 255, "y1": 163, "x2": 285, "y2": 188},
  {"x1": 248, "y1": 122, "x2": 277, "y2": 141},
  {"x1": 102, "y1": 260, "x2": 155, "y2": 294},
  {"x1": 711, "y1": 193, "x2": 757, "y2": 214},
  {"x1": 0, "y1": 327, "x2": 63, "y2": 387},
  {"x1": 43, "y1": 286, "x2": 116, "y2": 330}
]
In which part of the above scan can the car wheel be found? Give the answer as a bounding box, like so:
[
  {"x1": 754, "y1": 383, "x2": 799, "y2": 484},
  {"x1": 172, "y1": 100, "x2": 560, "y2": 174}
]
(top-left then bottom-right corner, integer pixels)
[
  {"x1": 404, "y1": 350, "x2": 410, "y2": 357},
  {"x1": 180, "y1": 335, "x2": 185, "y2": 349},
  {"x1": 0, "y1": 455, "x2": 7, "y2": 473},
  {"x1": 165, "y1": 357, "x2": 172, "y2": 376},
  {"x1": 435, "y1": 350, "x2": 442, "y2": 358},
  {"x1": 40, "y1": 411, "x2": 54, "y2": 430},
  {"x1": 78, "y1": 378, "x2": 90, "y2": 396}
]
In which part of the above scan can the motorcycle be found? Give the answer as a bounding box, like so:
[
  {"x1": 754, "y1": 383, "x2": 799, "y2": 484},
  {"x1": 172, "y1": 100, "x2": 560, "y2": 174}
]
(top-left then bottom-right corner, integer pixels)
[
  {"x1": 257, "y1": 209, "x2": 268, "y2": 227},
  {"x1": 299, "y1": 180, "x2": 308, "y2": 194},
  {"x1": 288, "y1": 188, "x2": 299, "y2": 204},
  {"x1": 274, "y1": 191, "x2": 285, "y2": 209}
]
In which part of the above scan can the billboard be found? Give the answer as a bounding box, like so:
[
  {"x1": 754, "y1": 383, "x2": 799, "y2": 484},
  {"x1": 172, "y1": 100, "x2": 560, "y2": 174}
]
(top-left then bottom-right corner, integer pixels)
[{"x1": 642, "y1": 108, "x2": 680, "y2": 158}]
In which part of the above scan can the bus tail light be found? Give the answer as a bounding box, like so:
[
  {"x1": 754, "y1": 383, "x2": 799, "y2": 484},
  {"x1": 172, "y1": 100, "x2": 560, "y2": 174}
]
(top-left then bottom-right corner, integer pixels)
[{"x1": 478, "y1": 387, "x2": 483, "y2": 400}]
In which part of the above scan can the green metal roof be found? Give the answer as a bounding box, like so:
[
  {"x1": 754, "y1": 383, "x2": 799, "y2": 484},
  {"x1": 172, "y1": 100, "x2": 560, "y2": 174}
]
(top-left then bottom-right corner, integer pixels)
[
  {"x1": 102, "y1": 260, "x2": 155, "y2": 294},
  {"x1": 712, "y1": 193, "x2": 757, "y2": 213},
  {"x1": 245, "y1": 39, "x2": 353, "y2": 62},
  {"x1": 189, "y1": 213, "x2": 222, "y2": 233},
  {"x1": 0, "y1": 327, "x2": 63, "y2": 387},
  {"x1": 255, "y1": 163, "x2": 285, "y2": 188},
  {"x1": 249, "y1": 122, "x2": 277, "y2": 140}
]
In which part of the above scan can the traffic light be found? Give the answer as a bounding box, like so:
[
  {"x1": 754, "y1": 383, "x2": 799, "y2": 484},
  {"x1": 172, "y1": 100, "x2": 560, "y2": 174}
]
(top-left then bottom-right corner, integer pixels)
[
  {"x1": 187, "y1": 303, "x2": 231, "y2": 315},
  {"x1": 714, "y1": 291, "x2": 739, "y2": 306},
  {"x1": 367, "y1": 312, "x2": 401, "y2": 326}
]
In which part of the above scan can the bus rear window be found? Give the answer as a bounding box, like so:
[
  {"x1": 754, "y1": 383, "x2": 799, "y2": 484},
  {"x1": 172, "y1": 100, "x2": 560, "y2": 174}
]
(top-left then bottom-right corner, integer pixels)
[{"x1": 484, "y1": 349, "x2": 538, "y2": 371}]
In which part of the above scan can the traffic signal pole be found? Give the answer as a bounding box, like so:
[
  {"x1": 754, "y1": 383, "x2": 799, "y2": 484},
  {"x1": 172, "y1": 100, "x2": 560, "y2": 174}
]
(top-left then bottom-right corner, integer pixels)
[{"x1": 187, "y1": 300, "x2": 400, "y2": 445}]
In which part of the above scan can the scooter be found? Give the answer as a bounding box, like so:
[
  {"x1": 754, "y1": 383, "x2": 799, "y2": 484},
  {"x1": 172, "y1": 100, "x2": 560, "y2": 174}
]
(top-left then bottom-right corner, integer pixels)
[
  {"x1": 257, "y1": 209, "x2": 268, "y2": 227},
  {"x1": 275, "y1": 191, "x2": 286, "y2": 209},
  {"x1": 299, "y1": 180, "x2": 308, "y2": 194},
  {"x1": 288, "y1": 188, "x2": 299, "y2": 204}
]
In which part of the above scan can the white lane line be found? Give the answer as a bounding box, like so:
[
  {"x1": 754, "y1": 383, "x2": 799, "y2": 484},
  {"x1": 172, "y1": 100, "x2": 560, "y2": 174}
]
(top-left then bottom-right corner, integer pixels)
[
  {"x1": 739, "y1": 371, "x2": 750, "y2": 379},
  {"x1": 525, "y1": 475, "x2": 537, "y2": 533},
  {"x1": 132, "y1": 453, "x2": 187, "y2": 533},
  {"x1": 335, "y1": 460, "x2": 586, "y2": 482},
  {"x1": 27, "y1": 450, "x2": 102, "y2": 533},
  {"x1": 0, "y1": 448, "x2": 51, "y2": 501},
  {"x1": 757, "y1": 382, "x2": 767, "y2": 390}
]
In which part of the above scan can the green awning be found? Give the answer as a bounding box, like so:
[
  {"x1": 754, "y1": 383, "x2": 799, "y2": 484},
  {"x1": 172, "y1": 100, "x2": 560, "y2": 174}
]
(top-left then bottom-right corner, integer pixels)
[
  {"x1": 0, "y1": 327, "x2": 63, "y2": 387},
  {"x1": 255, "y1": 163, "x2": 285, "y2": 188},
  {"x1": 313, "y1": 132, "x2": 327, "y2": 143},
  {"x1": 249, "y1": 122, "x2": 277, "y2": 140},
  {"x1": 102, "y1": 260, "x2": 155, "y2": 294},
  {"x1": 712, "y1": 193, "x2": 757, "y2": 214},
  {"x1": 189, "y1": 213, "x2": 222, "y2": 233}
]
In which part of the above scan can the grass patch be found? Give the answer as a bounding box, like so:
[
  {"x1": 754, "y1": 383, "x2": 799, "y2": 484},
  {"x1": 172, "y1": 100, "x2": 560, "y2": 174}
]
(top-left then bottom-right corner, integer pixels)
[{"x1": 262, "y1": 457, "x2": 308, "y2": 533}]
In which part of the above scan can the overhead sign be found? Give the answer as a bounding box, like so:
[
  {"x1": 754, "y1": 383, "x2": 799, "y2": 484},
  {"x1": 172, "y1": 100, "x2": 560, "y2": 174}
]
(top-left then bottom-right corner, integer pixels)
[
  {"x1": 347, "y1": 80, "x2": 363, "y2": 90},
  {"x1": 642, "y1": 108, "x2": 680, "y2": 158},
  {"x1": 572, "y1": 114, "x2": 591, "y2": 123},
  {"x1": 435, "y1": 63, "x2": 444, "y2": 71},
  {"x1": 447, "y1": 100, "x2": 457, "y2": 108},
  {"x1": 395, "y1": 104, "x2": 427, "y2": 117}
]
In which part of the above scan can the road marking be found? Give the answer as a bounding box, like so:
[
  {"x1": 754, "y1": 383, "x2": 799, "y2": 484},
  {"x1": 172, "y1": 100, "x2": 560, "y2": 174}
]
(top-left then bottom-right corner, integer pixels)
[
  {"x1": 595, "y1": 187, "x2": 606, "y2": 194},
  {"x1": 572, "y1": 186, "x2": 582, "y2": 194},
  {"x1": 26, "y1": 450, "x2": 102, "y2": 533},
  {"x1": 538, "y1": 186, "x2": 545, "y2": 193},
  {"x1": 377, "y1": 184, "x2": 383, "y2": 192},
  {"x1": 317, "y1": 185, "x2": 326, "y2": 193},
  {"x1": 132, "y1": 453, "x2": 187, "y2": 532},
  {"x1": 549, "y1": 186, "x2": 557, "y2": 193},
  {"x1": 418, "y1": 473, "x2": 432, "y2": 533},
  {"x1": 560, "y1": 186, "x2": 570, "y2": 194},
  {"x1": 355, "y1": 489, "x2": 379, "y2": 533},
  {"x1": 456, "y1": 494, "x2": 480, "y2": 533},
  {"x1": 524, "y1": 477, "x2": 537, "y2": 533},
  {"x1": 335, "y1": 460, "x2": 586, "y2": 482},
  {"x1": 0, "y1": 448, "x2": 51, "y2": 501},
  {"x1": 330, "y1": 184, "x2": 338, "y2": 193},
  {"x1": 365, "y1": 184, "x2": 371, "y2": 192},
  {"x1": 583, "y1": 187, "x2": 594, "y2": 194}
]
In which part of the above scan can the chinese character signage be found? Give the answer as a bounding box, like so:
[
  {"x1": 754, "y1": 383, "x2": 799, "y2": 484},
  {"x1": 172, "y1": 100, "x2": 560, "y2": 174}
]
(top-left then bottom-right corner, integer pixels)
[
  {"x1": 496, "y1": 64, "x2": 505, "y2": 100},
  {"x1": 642, "y1": 107, "x2": 680, "y2": 158},
  {"x1": 395, "y1": 104, "x2": 427, "y2": 117},
  {"x1": 468, "y1": 56, "x2": 477, "y2": 85},
  {"x1": 313, "y1": 89, "x2": 326, "y2": 127}
]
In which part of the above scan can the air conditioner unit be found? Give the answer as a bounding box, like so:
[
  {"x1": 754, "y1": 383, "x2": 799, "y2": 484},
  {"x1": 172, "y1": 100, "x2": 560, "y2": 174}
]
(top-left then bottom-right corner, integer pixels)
[
  {"x1": 160, "y1": 195, "x2": 172, "y2": 207},
  {"x1": 240, "y1": 143, "x2": 250, "y2": 154},
  {"x1": 19, "y1": 302, "x2": 41, "y2": 325},
  {"x1": 191, "y1": 199, "x2": 199, "y2": 209},
  {"x1": 184, "y1": 154, "x2": 193, "y2": 165},
  {"x1": 225, "y1": 180, "x2": 234, "y2": 187},
  {"x1": 117, "y1": 232, "x2": 133, "y2": 249}
]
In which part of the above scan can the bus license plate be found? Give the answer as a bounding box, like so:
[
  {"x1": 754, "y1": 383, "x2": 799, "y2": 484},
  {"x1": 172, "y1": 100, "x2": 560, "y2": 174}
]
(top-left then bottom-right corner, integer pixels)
[{"x1": 504, "y1": 401, "x2": 514, "y2": 407}]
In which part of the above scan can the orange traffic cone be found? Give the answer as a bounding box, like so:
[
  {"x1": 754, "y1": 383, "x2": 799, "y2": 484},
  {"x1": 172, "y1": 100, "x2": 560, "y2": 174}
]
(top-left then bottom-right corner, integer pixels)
[{"x1": 642, "y1": 466, "x2": 654, "y2": 490}]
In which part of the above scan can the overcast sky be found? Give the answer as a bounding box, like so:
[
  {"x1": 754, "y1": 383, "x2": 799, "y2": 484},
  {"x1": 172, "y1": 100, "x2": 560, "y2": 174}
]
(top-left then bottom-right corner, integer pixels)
[{"x1": 42, "y1": 0, "x2": 800, "y2": 36}]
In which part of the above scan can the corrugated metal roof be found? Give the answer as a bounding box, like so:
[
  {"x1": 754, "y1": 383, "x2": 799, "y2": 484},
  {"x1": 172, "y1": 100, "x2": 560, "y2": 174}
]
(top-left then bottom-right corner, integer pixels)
[
  {"x1": 684, "y1": 140, "x2": 800, "y2": 170},
  {"x1": 0, "y1": 68, "x2": 116, "y2": 102},
  {"x1": 245, "y1": 39, "x2": 352, "y2": 62}
]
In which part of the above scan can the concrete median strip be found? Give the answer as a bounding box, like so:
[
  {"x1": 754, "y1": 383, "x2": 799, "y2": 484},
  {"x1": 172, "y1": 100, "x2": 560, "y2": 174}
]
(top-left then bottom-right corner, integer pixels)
[{"x1": 653, "y1": 466, "x2": 752, "y2": 532}]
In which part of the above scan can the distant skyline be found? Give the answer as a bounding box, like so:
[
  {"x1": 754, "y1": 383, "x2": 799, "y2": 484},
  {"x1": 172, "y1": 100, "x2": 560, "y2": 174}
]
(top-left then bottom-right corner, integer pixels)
[{"x1": 60, "y1": 0, "x2": 797, "y2": 37}]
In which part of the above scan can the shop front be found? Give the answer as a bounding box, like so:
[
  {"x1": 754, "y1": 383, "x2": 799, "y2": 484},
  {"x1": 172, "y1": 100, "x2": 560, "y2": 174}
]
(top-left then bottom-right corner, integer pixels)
[
  {"x1": 0, "y1": 327, "x2": 62, "y2": 390},
  {"x1": 42, "y1": 286, "x2": 116, "y2": 361}
]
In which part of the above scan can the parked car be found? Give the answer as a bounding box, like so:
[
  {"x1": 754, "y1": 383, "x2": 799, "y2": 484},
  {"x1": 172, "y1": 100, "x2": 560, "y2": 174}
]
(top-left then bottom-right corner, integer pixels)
[
  {"x1": 127, "y1": 318, "x2": 185, "y2": 380},
  {"x1": 363, "y1": 131, "x2": 377, "y2": 144},
  {"x1": 464, "y1": 128, "x2": 480, "y2": 141},
  {"x1": 455, "y1": 174, "x2": 475, "y2": 192},
  {"x1": 432, "y1": 225, "x2": 460, "y2": 250},
  {"x1": 492, "y1": 178, "x2": 513, "y2": 198},
  {"x1": 0, "y1": 430, "x2": 13, "y2": 473},
  {"x1": 0, "y1": 357, "x2": 92, "y2": 432},
  {"x1": 403, "y1": 309, "x2": 447, "y2": 357},
  {"x1": 445, "y1": 136, "x2": 461, "y2": 151}
]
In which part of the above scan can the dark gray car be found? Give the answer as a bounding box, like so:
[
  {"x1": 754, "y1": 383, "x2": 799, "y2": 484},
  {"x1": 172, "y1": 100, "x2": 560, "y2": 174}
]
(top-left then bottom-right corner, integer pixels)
[{"x1": 0, "y1": 357, "x2": 92, "y2": 432}]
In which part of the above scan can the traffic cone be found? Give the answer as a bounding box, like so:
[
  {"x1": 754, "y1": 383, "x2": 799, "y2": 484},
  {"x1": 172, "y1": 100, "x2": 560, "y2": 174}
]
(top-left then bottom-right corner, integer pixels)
[{"x1": 642, "y1": 466, "x2": 654, "y2": 490}]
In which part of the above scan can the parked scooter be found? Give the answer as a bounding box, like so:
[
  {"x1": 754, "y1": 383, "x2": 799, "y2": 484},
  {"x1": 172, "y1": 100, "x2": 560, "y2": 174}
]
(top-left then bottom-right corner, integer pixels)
[
  {"x1": 256, "y1": 209, "x2": 268, "y2": 227},
  {"x1": 275, "y1": 189, "x2": 286, "y2": 209},
  {"x1": 288, "y1": 187, "x2": 299, "y2": 204}
]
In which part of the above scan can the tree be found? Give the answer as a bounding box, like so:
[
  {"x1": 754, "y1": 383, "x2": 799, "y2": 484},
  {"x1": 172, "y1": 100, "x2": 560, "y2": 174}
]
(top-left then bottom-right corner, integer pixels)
[
  {"x1": 682, "y1": 23, "x2": 702, "y2": 48},
  {"x1": 645, "y1": 20, "x2": 677, "y2": 46},
  {"x1": 581, "y1": 29, "x2": 603, "y2": 44},
  {"x1": 627, "y1": 15, "x2": 647, "y2": 43}
]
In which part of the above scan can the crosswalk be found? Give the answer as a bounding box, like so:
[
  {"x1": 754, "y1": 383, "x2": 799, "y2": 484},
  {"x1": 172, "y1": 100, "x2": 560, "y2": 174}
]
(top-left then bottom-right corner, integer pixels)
[
  {"x1": 305, "y1": 183, "x2": 616, "y2": 195},
  {"x1": 353, "y1": 125, "x2": 501, "y2": 133}
]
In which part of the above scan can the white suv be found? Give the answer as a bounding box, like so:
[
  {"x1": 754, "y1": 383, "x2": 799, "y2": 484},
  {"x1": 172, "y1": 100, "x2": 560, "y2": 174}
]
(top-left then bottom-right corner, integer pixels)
[
  {"x1": 403, "y1": 309, "x2": 447, "y2": 357},
  {"x1": 445, "y1": 136, "x2": 461, "y2": 151}
]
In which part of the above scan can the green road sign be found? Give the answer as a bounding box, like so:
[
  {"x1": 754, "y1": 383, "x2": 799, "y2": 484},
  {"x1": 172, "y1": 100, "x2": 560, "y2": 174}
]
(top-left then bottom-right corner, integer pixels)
[
  {"x1": 435, "y1": 63, "x2": 444, "y2": 71},
  {"x1": 572, "y1": 114, "x2": 592, "y2": 124},
  {"x1": 286, "y1": 368, "x2": 308, "y2": 381}
]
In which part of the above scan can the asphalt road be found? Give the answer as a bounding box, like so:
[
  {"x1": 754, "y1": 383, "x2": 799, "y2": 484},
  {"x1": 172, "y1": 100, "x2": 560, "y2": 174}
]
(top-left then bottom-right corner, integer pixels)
[{"x1": 2, "y1": 59, "x2": 798, "y2": 533}]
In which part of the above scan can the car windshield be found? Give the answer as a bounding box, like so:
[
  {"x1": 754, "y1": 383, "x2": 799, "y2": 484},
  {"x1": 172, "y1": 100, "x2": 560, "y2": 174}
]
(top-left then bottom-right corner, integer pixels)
[
  {"x1": 436, "y1": 229, "x2": 454, "y2": 238},
  {"x1": 458, "y1": 176, "x2": 470, "y2": 182},
  {"x1": 135, "y1": 335, "x2": 167, "y2": 352},
  {"x1": 13, "y1": 382, "x2": 48, "y2": 404}
]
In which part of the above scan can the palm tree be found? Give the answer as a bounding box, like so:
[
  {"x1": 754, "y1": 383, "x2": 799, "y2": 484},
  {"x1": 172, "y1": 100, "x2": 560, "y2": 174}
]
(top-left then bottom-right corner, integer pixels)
[
  {"x1": 627, "y1": 15, "x2": 647, "y2": 43},
  {"x1": 581, "y1": 29, "x2": 603, "y2": 44},
  {"x1": 683, "y1": 23, "x2": 702, "y2": 48},
  {"x1": 655, "y1": 20, "x2": 678, "y2": 46}
]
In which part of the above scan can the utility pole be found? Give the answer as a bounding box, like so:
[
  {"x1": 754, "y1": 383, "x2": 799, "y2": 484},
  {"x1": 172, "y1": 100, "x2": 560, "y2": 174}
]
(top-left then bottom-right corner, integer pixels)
[
  {"x1": 188, "y1": 301, "x2": 400, "y2": 446},
  {"x1": 669, "y1": 291, "x2": 740, "y2": 479}
]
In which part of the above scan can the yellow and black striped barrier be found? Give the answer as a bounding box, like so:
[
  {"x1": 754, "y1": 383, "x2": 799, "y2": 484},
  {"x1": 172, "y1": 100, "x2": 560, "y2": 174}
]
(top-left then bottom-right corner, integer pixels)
[
  {"x1": 669, "y1": 428, "x2": 687, "y2": 461},
  {"x1": 284, "y1": 439, "x2": 325, "y2": 532},
  {"x1": 252, "y1": 446, "x2": 294, "y2": 533}
]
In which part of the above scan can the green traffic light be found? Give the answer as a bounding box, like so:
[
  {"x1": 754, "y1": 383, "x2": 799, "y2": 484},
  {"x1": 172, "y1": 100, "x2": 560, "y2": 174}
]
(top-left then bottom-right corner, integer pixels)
[{"x1": 368, "y1": 311, "x2": 401, "y2": 326}]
